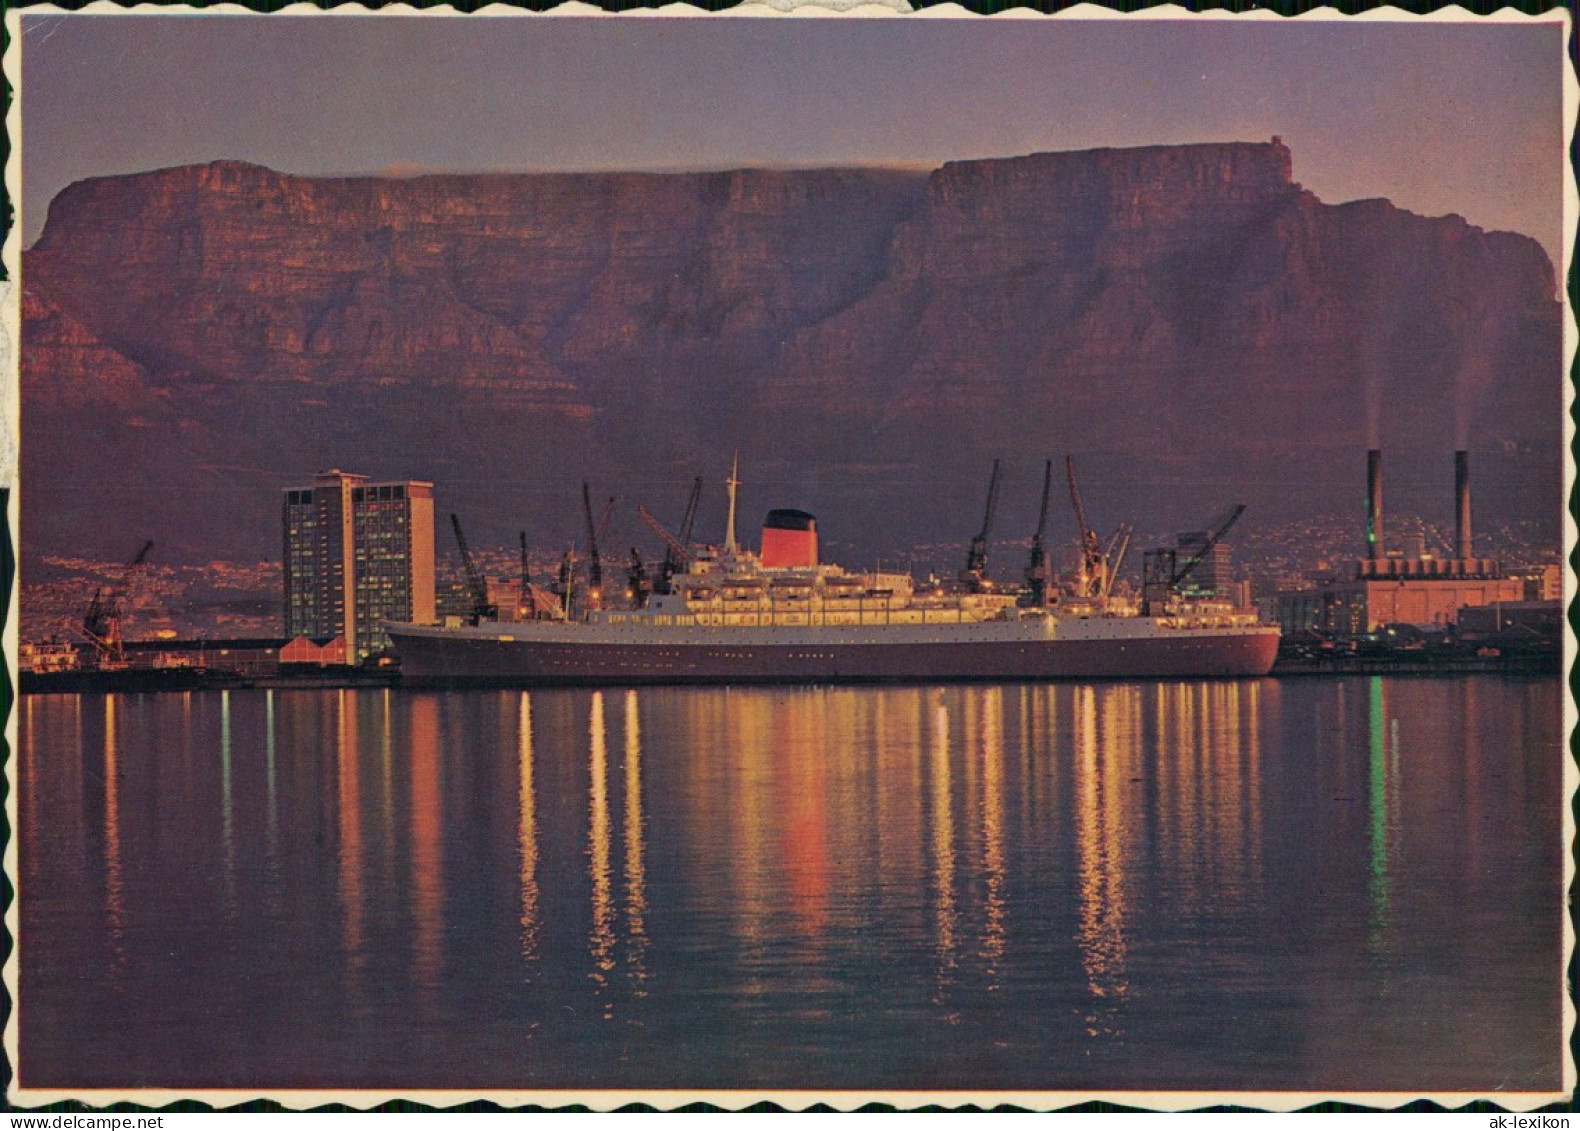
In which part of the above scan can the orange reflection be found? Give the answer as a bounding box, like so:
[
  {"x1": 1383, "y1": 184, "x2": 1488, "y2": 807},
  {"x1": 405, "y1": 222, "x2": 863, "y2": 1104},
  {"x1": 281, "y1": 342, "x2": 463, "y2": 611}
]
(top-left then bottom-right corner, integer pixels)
[
  {"x1": 1175, "y1": 683, "x2": 1196, "y2": 838},
  {"x1": 721, "y1": 692, "x2": 768, "y2": 952},
  {"x1": 779, "y1": 693, "x2": 830, "y2": 941},
  {"x1": 409, "y1": 695, "x2": 444, "y2": 997},
  {"x1": 1017, "y1": 687, "x2": 1033, "y2": 834},
  {"x1": 55, "y1": 698, "x2": 88, "y2": 886},
  {"x1": 103, "y1": 697, "x2": 125, "y2": 972},
  {"x1": 1074, "y1": 685, "x2": 1127, "y2": 1025},
  {"x1": 930, "y1": 697, "x2": 958, "y2": 1002},
  {"x1": 1243, "y1": 682, "x2": 1264, "y2": 873},
  {"x1": 518, "y1": 693, "x2": 540, "y2": 963},
  {"x1": 876, "y1": 691, "x2": 926, "y2": 931},
  {"x1": 701, "y1": 689, "x2": 910, "y2": 989},
  {"x1": 588, "y1": 691, "x2": 615, "y2": 1015},
  {"x1": 1149, "y1": 682, "x2": 1266, "y2": 929},
  {"x1": 337, "y1": 690, "x2": 365, "y2": 978},
  {"x1": 623, "y1": 690, "x2": 648, "y2": 992},
  {"x1": 1205, "y1": 684, "x2": 1237, "y2": 870},
  {"x1": 961, "y1": 690, "x2": 980, "y2": 801},
  {"x1": 1151, "y1": 687, "x2": 1171, "y2": 850},
  {"x1": 979, "y1": 687, "x2": 1006, "y2": 978},
  {"x1": 1039, "y1": 684, "x2": 1060, "y2": 818}
]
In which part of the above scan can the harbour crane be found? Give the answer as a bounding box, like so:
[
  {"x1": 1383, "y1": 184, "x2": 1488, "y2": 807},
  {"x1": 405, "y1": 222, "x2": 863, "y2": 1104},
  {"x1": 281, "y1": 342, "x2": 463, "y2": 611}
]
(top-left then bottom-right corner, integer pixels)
[
  {"x1": 677, "y1": 476, "x2": 703, "y2": 554},
  {"x1": 651, "y1": 476, "x2": 704, "y2": 595},
  {"x1": 1140, "y1": 504, "x2": 1246, "y2": 615},
  {"x1": 81, "y1": 540, "x2": 153, "y2": 668},
  {"x1": 637, "y1": 503, "x2": 693, "y2": 591},
  {"x1": 1101, "y1": 526, "x2": 1132, "y2": 600},
  {"x1": 1172, "y1": 505, "x2": 1245, "y2": 590},
  {"x1": 584, "y1": 483, "x2": 600, "y2": 609},
  {"x1": 515, "y1": 530, "x2": 562, "y2": 620},
  {"x1": 1023, "y1": 459, "x2": 1054, "y2": 606},
  {"x1": 961, "y1": 459, "x2": 1002, "y2": 591},
  {"x1": 1066, "y1": 455, "x2": 1106, "y2": 599},
  {"x1": 581, "y1": 483, "x2": 615, "y2": 613},
  {"x1": 450, "y1": 513, "x2": 498, "y2": 625},
  {"x1": 627, "y1": 547, "x2": 651, "y2": 609}
]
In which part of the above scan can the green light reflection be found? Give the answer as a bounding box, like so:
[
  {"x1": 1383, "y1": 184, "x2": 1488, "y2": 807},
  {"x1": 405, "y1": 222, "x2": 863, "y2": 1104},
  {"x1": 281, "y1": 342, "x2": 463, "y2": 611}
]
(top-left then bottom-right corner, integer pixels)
[{"x1": 1367, "y1": 676, "x2": 1390, "y2": 947}]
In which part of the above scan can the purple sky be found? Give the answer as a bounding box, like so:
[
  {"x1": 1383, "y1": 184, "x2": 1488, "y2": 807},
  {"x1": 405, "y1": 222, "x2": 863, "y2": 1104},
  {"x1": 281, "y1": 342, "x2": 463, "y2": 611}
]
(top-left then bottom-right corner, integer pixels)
[{"x1": 18, "y1": 12, "x2": 1567, "y2": 271}]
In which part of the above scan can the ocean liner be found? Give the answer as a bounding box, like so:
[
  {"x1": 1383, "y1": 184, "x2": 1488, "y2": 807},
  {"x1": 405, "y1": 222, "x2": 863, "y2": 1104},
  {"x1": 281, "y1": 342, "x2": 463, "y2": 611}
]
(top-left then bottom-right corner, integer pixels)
[{"x1": 386, "y1": 459, "x2": 1280, "y2": 687}]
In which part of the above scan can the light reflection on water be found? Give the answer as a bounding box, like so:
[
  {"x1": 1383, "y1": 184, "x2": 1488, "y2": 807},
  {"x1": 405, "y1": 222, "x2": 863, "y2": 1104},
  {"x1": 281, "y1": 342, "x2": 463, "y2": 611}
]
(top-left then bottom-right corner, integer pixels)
[
  {"x1": 335, "y1": 689, "x2": 363, "y2": 986},
  {"x1": 1075, "y1": 684, "x2": 1127, "y2": 1033},
  {"x1": 623, "y1": 689, "x2": 649, "y2": 994},
  {"x1": 409, "y1": 694, "x2": 443, "y2": 1005},
  {"x1": 979, "y1": 686, "x2": 1006, "y2": 981},
  {"x1": 102, "y1": 697, "x2": 125, "y2": 983},
  {"x1": 930, "y1": 697, "x2": 957, "y2": 1008},
  {"x1": 18, "y1": 676, "x2": 1563, "y2": 1093},
  {"x1": 518, "y1": 692, "x2": 540, "y2": 962},
  {"x1": 587, "y1": 691, "x2": 615, "y2": 1014}
]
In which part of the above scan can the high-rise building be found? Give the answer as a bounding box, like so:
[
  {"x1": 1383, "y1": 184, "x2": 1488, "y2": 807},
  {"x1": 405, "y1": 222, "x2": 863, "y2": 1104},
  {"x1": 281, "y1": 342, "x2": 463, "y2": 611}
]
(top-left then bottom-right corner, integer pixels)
[
  {"x1": 1175, "y1": 530, "x2": 1233, "y2": 599},
  {"x1": 283, "y1": 470, "x2": 436, "y2": 660}
]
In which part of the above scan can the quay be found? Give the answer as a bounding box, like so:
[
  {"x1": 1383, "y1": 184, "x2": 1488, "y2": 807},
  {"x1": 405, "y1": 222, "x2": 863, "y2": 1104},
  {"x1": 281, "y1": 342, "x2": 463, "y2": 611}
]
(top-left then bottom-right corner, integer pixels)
[{"x1": 16, "y1": 648, "x2": 1558, "y2": 695}]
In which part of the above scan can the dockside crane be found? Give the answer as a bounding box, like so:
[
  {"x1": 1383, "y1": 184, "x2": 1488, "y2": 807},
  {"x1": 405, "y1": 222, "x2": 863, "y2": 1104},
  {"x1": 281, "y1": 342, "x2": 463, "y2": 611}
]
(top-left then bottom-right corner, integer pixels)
[
  {"x1": 81, "y1": 540, "x2": 154, "y2": 668},
  {"x1": 1066, "y1": 455, "x2": 1106, "y2": 599},
  {"x1": 678, "y1": 476, "x2": 703, "y2": 555},
  {"x1": 581, "y1": 483, "x2": 603, "y2": 609},
  {"x1": 1023, "y1": 459, "x2": 1054, "y2": 606},
  {"x1": 637, "y1": 503, "x2": 693, "y2": 592},
  {"x1": 1102, "y1": 527, "x2": 1132, "y2": 600},
  {"x1": 627, "y1": 548, "x2": 651, "y2": 609},
  {"x1": 450, "y1": 513, "x2": 498, "y2": 625},
  {"x1": 646, "y1": 476, "x2": 704, "y2": 595},
  {"x1": 516, "y1": 530, "x2": 560, "y2": 620},
  {"x1": 1140, "y1": 504, "x2": 1245, "y2": 615},
  {"x1": 961, "y1": 459, "x2": 1002, "y2": 591}
]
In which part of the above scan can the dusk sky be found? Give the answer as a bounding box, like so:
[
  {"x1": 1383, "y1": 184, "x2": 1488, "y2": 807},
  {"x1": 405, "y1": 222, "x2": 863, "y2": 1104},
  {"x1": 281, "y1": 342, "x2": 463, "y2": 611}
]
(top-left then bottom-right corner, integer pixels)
[{"x1": 17, "y1": 11, "x2": 1566, "y2": 272}]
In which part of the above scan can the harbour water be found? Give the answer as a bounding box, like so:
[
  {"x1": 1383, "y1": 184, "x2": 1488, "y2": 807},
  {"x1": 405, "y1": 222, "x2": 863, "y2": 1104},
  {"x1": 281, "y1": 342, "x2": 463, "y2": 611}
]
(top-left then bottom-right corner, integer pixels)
[{"x1": 17, "y1": 677, "x2": 1565, "y2": 1095}]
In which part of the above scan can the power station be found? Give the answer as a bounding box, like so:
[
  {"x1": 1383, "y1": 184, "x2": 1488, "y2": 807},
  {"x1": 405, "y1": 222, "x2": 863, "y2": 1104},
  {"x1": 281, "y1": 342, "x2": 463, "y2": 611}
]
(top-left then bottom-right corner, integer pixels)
[{"x1": 1277, "y1": 450, "x2": 1524, "y2": 636}]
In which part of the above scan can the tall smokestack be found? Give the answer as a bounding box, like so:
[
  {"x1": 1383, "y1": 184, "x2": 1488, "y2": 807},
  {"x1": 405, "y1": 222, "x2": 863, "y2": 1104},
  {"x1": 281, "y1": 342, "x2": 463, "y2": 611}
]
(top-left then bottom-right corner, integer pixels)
[
  {"x1": 1366, "y1": 449, "x2": 1384, "y2": 561},
  {"x1": 1455, "y1": 449, "x2": 1472, "y2": 562}
]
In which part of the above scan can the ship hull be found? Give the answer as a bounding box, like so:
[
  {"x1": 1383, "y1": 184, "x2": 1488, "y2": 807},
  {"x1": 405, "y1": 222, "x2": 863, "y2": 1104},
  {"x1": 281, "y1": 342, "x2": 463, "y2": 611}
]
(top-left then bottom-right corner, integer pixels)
[{"x1": 388, "y1": 621, "x2": 1280, "y2": 687}]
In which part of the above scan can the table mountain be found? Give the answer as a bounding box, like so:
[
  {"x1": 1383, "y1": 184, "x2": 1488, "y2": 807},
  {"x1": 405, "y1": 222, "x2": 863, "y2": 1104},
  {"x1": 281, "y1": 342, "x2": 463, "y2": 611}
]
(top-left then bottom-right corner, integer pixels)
[{"x1": 22, "y1": 140, "x2": 1560, "y2": 570}]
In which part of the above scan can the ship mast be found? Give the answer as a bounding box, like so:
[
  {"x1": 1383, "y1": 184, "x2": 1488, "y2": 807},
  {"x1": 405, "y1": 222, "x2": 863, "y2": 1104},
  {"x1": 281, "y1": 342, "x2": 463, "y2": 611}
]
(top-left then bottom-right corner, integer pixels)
[{"x1": 725, "y1": 451, "x2": 741, "y2": 557}]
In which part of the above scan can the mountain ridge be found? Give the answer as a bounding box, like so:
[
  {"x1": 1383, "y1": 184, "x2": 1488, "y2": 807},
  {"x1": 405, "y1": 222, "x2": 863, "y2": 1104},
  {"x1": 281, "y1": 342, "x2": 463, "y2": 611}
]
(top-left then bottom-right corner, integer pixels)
[{"x1": 21, "y1": 140, "x2": 1561, "y2": 568}]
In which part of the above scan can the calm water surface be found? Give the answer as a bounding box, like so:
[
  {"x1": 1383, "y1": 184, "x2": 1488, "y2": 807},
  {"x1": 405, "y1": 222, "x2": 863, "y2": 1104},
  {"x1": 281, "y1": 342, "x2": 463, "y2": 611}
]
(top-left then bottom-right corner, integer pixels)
[{"x1": 19, "y1": 677, "x2": 1564, "y2": 1092}]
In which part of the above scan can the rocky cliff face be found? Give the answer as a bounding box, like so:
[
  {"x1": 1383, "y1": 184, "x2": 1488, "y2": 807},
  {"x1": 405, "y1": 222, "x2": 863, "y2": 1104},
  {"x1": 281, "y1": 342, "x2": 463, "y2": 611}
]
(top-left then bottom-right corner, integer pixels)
[{"x1": 22, "y1": 140, "x2": 1561, "y2": 566}]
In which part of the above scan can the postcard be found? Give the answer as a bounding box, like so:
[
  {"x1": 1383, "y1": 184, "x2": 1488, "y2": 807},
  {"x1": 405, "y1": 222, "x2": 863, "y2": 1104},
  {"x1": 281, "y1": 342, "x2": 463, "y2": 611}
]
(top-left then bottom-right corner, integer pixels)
[{"x1": 3, "y1": 2, "x2": 1573, "y2": 1110}]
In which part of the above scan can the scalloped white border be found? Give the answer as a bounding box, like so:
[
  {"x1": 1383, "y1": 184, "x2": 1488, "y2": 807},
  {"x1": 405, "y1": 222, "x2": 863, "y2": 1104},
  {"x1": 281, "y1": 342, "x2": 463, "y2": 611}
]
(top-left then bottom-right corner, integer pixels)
[{"x1": 1, "y1": 2, "x2": 1573, "y2": 1113}]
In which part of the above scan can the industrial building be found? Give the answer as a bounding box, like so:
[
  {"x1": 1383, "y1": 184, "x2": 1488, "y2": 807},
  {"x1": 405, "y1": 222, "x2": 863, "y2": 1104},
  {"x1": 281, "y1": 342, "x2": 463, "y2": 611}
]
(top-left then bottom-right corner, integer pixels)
[
  {"x1": 1277, "y1": 450, "x2": 1524, "y2": 635},
  {"x1": 283, "y1": 470, "x2": 436, "y2": 660}
]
